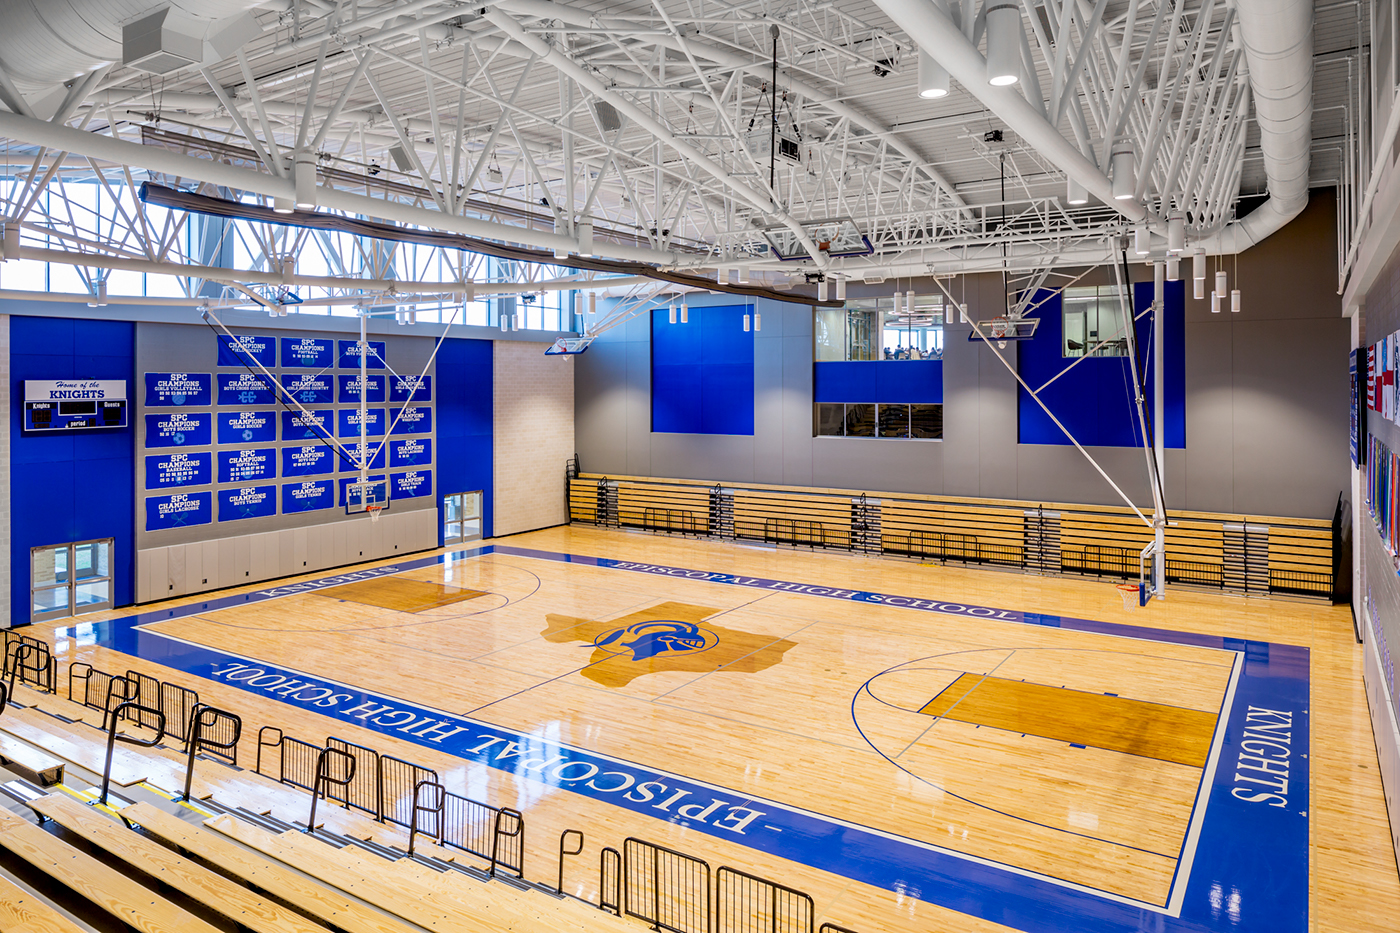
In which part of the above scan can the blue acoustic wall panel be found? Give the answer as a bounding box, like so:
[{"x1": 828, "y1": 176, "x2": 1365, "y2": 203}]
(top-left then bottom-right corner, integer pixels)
[
  {"x1": 813, "y1": 361, "x2": 944, "y2": 404},
  {"x1": 652, "y1": 304, "x2": 755, "y2": 435},
  {"x1": 435, "y1": 337, "x2": 494, "y2": 542},
  {"x1": 1017, "y1": 281, "x2": 1185, "y2": 447},
  {"x1": 10, "y1": 316, "x2": 136, "y2": 625}
]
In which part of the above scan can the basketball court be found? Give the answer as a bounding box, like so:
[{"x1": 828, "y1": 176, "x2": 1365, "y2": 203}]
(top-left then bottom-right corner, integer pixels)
[{"x1": 42, "y1": 524, "x2": 1348, "y2": 933}]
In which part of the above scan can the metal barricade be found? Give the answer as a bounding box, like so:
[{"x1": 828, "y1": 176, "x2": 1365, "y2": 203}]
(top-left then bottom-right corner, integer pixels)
[
  {"x1": 326, "y1": 736, "x2": 382, "y2": 819},
  {"x1": 161, "y1": 681, "x2": 200, "y2": 747},
  {"x1": 381, "y1": 754, "x2": 438, "y2": 828},
  {"x1": 180, "y1": 705, "x2": 243, "y2": 802},
  {"x1": 623, "y1": 837, "x2": 712, "y2": 933},
  {"x1": 125, "y1": 670, "x2": 163, "y2": 732},
  {"x1": 600, "y1": 846, "x2": 622, "y2": 915},
  {"x1": 440, "y1": 789, "x2": 501, "y2": 863},
  {"x1": 3, "y1": 632, "x2": 55, "y2": 693},
  {"x1": 306, "y1": 746, "x2": 356, "y2": 834},
  {"x1": 490, "y1": 807, "x2": 525, "y2": 878},
  {"x1": 715, "y1": 867, "x2": 813, "y2": 933},
  {"x1": 407, "y1": 779, "x2": 445, "y2": 858}
]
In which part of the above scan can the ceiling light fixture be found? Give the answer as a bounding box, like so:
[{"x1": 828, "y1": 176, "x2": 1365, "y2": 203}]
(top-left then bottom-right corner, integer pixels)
[
  {"x1": 985, "y1": 3, "x2": 1023, "y2": 87},
  {"x1": 918, "y1": 48, "x2": 950, "y2": 99}
]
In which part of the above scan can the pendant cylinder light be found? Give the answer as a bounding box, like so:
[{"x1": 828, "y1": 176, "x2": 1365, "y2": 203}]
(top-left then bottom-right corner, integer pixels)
[
  {"x1": 1194, "y1": 277, "x2": 1205, "y2": 300},
  {"x1": 1067, "y1": 176, "x2": 1087, "y2": 205},
  {"x1": 1166, "y1": 256, "x2": 1180, "y2": 282},
  {"x1": 294, "y1": 151, "x2": 317, "y2": 210},
  {"x1": 578, "y1": 221, "x2": 594, "y2": 257},
  {"x1": 1215, "y1": 270, "x2": 1228, "y2": 298},
  {"x1": 1134, "y1": 223, "x2": 1149, "y2": 256},
  {"x1": 818, "y1": 279, "x2": 829, "y2": 301},
  {"x1": 754, "y1": 313, "x2": 761, "y2": 331},
  {"x1": 680, "y1": 301, "x2": 688, "y2": 324},
  {"x1": 1110, "y1": 141, "x2": 1135, "y2": 200},
  {"x1": 737, "y1": 267, "x2": 749, "y2": 285},
  {"x1": 835, "y1": 276, "x2": 847, "y2": 301},
  {"x1": 985, "y1": 3, "x2": 1022, "y2": 86},
  {"x1": 1167, "y1": 212, "x2": 1185, "y2": 253},
  {"x1": 668, "y1": 304, "x2": 677, "y2": 324},
  {"x1": 1231, "y1": 289, "x2": 1241, "y2": 313},
  {"x1": 1210, "y1": 291, "x2": 1220, "y2": 314},
  {"x1": 918, "y1": 48, "x2": 950, "y2": 99},
  {"x1": 743, "y1": 313, "x2": 751, "y2": 332},
  {"x1": 273, "y1": 196, "x2": 294, "y2": 214}
]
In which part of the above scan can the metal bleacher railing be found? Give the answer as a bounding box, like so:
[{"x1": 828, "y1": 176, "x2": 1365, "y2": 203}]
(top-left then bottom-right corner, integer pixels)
[
  {"x1": 569, "y1": 472, "x2": 1340, "y2": 600},
  {"x1": 7, "y1": 653, "x2": 873, "y2": 933}
]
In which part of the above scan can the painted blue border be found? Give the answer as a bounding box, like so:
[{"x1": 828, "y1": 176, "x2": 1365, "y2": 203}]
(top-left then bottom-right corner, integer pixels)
[{"x1": 55, "y1": 546, "x2": 1308, "y2": 933}]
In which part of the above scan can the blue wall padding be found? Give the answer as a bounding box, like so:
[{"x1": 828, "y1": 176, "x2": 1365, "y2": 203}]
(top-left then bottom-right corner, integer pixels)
[
  {"x1": 433, "y1": 337, "x2": 494, "y2": 541},
  {"x1": 1017, "y1": 281, "x2": 1185, "y2": 447},
  {"x1": 651, "y1": 304, "x2": 754, "y2": 435},
  {"x1": 10, "y1": 316, "x2": 136, "y2": 624},
  {"x1": 813, "y1": 361, "x2": 945, "y2": 404}
]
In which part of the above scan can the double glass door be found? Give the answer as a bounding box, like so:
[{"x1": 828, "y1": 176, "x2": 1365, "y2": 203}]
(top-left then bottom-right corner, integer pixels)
[
  {"x1": 443, "y1": 491, "x2": 483, "y2": 544},
  {"x1": 32, "y1": 539, "x2": 114, "y2": 623}
]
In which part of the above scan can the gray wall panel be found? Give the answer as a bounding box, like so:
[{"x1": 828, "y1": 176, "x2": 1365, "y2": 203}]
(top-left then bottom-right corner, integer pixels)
[{"x1": 574, "y1": 194, "x2": 1347, "y2": 519}]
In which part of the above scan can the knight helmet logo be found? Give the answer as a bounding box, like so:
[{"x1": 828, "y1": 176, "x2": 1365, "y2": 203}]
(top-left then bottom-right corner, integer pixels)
[{"x1": 542, "y1": 601, "x2": 795, "y2": 688}]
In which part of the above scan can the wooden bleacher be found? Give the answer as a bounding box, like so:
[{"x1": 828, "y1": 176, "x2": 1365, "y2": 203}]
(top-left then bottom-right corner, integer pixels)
[
  {"x1": 0, "y1": 807, "x2": 223, "y2": 933},
  {"x1": 0, "y1": 875, "x2": 86, "y2": 933},
  {"x1": 29, "y1": 794, "x2": 333, "y2": 933},
  {"x1": 0, "y1": 733, "x2": 64, "y2": 787},
  {"x1": 206, "y1": 811, "x2": 647, "y2": 933},
  {"x1": 123, "y1": 802, "x2": 417, "y2": 933}
]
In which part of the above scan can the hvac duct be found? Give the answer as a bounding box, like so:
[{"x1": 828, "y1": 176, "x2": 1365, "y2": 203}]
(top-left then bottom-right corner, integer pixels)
[{"x1": 0, "y1": 0, "x2": 263, "y2": 96}]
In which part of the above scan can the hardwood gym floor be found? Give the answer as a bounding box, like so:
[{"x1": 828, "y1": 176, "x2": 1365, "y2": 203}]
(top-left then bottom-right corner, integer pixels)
[{"x1": 32, "y1": 525, "x2": 1400, "y2": 933}]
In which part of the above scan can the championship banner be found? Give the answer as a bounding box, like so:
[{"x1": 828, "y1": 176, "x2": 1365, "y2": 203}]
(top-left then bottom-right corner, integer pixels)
[
  {"x1": 144, "y1": 372, "x2": 212, "y2": 407},
  {"x1": 389, "y1": 437, "x2": 431, "y2": 467},
  {"x1": 217, "y1": 372, "x2": 277, "y2": 406},
  {"x1": 281, "y1": 337, "x2": 334, "y2": 368},
  {"x1": 145, "y1": 412, "x2": 212, "y2": 448},
  {"x1": 338, "y1": 374, "x2": 386, "y2": 403},
  {"x1": 217, "y1": 411, "x2": 276, "y2": 444},
  {"x1": 337, "y1": 408, "x2": 386, "y2": 438},
  {"x1": 218, "y1": 485, "x2": 277, "y2": 521},
  {"x1": 218, "y1": 448, "x2": 277, "y2": 483},
  {"x1": 281, "y1": 444, "x2": 335, "y2": 476},
  {"x1": 338, "y1": 441, "x2": 386, "y2": 472},
  {"x1": 145, "y1": 492, "x2": 212, "y2": 530},
  {"x1": 217, "y1": 334, "x2": 277, "y2": 367},
  {"x1": 282, "y1": 479, "x2": 334, "y2": 513},
  {"x1": 337, "y1": 339, "x2": 387, "y2": 369},
  {"x1": 390, "y1": 375, "x2": 431, "y2": 403},
  {"x1": 391, "y1": 470, "x2": 433, "y2": 500},
  {"x1": 388, "y1": 405, "x2": 432, "y2": 434},
  {"x1": 281, "y1": 409, "x2": 333, "y2": 440},
  {"x1": 145, "y1": 452, "x2": 212, "y2": 490},
  {"x1": 280, "y1": 373, "x2": 334, "y2": 405}
]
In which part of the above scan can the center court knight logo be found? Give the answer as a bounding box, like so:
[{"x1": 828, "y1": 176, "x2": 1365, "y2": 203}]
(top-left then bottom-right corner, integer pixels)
[{"x1": 541, "y1": 601, "x2": 796, "y2": 687}]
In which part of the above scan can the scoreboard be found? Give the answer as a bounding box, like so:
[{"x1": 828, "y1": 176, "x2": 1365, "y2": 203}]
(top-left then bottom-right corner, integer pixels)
[{"x1": 24, "y1": 380, "x2": 129, "y2": 432}]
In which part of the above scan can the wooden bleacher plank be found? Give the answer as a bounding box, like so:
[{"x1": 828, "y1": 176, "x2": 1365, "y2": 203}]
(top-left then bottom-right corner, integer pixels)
[
  {"x1": 0, "y1": 809, "x2": 222, "y2": 933},
  {"x1": 0, "y1": 709, "x2": 147, "y2": 786},
  {"x1": 29, "y1": 794, "x2": 331, "y2": 933},
  {"x1": 0, "y1": 735, "x2": 64, "y2": 787},
  {"x1": 121, "y1": 803, "x2": 415, "y2": 933},
  {"x1": 0, "y1": 875, "x2": 87, "y2": 933},
  {"x1": 204, "y1": 813, "x2": 514, "y2": 933}
]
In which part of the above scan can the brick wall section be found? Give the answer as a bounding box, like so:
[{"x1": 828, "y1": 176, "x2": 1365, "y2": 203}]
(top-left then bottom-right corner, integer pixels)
[{"x1": 492, "y1": 341, "x2": 575, "y2": 536}]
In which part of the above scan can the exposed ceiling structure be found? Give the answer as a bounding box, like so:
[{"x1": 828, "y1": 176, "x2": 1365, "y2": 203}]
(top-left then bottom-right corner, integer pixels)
[{"x1": 0, "y1": 0, "x2": 1362, "y2": 312}]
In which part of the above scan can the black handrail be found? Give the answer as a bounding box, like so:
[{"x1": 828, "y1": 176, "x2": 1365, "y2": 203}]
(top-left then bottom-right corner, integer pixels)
[
  {"x1": 98, "y1": 700, "x2": 165, "y2": 806},
  {"x1": 100, "y1": 674, "x2": 136, "y2": 731},
  {"x1": 180, "y1": 704, "x2": 243, "y2": 802},
  {"x1": 599, "y1": 845, "x2": 622, "y2": 914},
  {"x1": 556, "y1": 829, "x2": 584, "y2": 895},
  {"x1": 489, "y1": 806, "x2": 524, "y2": 878},
  {"x1": 306, "y1": 746, "x2": 356, "y2": 834},
  {"x1": 407, "y1": 779, "x2": 445, "y2": 858},
  {"x1": 255, "y1": 725, "x2": 284, "y2": 779}
]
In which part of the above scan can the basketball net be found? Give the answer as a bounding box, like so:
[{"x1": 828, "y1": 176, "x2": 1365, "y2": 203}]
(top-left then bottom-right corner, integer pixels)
[
  {"x1": 367, "y1": 505, "x2": 383, "y2": 523},
  {"x1": 1116, "y1": 582, "x2": 1140, "y2": 611}
]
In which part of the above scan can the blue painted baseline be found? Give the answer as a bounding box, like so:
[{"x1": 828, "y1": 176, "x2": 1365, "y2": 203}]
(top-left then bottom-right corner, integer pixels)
[{"x1": 55, "y1": 545, "x2": 1307, "y2": 933}]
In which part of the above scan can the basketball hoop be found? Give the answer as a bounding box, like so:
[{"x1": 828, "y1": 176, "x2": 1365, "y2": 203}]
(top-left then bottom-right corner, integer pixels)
[
  {"x1": 1116, "y1": 582, "x2": 1141, "y2": 610},
  {"x1": 367, "y1": 505, "x2": 383, "y2": 523}
]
